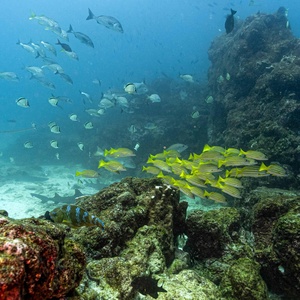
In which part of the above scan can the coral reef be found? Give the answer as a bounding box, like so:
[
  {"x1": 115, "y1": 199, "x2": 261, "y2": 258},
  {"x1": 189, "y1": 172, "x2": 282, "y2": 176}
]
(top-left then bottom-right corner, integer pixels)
[
  {"x1": 207, "y1": 9, "x2": 300, "y2": 187},
  {"x1": 0, "y1": 216, "x2": 85, "y2": 299}
]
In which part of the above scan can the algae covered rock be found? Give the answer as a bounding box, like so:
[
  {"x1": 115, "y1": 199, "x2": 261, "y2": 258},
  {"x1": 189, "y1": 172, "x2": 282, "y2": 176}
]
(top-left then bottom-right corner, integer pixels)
[
  {"x1": 251, "y1": 188, "x2": 300, "y2": 298},
  {"x1": 220, "y1": 257, "x2": 268, "y2": 300},
  {"x1": 184, "y1": 207, "x2": 241, "y2": 259},
  {"x1": 0, "y1": 216, "x2": 85, "y2": 299}
]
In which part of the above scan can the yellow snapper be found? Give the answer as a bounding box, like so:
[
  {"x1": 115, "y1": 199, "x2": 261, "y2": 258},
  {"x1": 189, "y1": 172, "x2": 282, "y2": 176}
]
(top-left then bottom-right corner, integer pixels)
[
  {"x1": 217, "y1": 183, "x2": 242, "y2": 198},
  {"x1": 147, "y1": 157, "x2": 171, "y2": 173},
  {"x1": 104, "y1": 147, "x2": 136, "y2": 158},
  {"x1": 75, "y1": 170, "x2": 99, "y2": 178},
  {"x1": 202, "y1": 144, "x2": 225, "y2": 154},
  {"x1": 45, "y1": 204, "x2": 104, "y2": 229},
  {"x1": 259, "y1": 163, "x2": 287, "y2": 177},
  {"x1": 204, "y1": 191, "x2": 227, "y2": 203},
  {"x1": 180, "y1": 171, "x2": 206, "y2": 187},
  {"x1": 98, "y1": 160, "x2": 126, "y2": 173},
  {"x1": 142, "y1": 166, "x2": 161, "y2": 175},
  {"x1": 218, "y1": 176, "x2": 243, "y2": 188},
  {"x1": 157, "y1": 171, "x2": 174, "y2": 185},
  {"x1": 239, "y1": 149, "x2": 268, "y2": 160}
]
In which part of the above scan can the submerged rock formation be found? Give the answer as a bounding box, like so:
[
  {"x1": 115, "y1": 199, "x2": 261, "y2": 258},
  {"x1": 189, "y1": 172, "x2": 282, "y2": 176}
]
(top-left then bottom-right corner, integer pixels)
[
  {"x1": 0, "y1": 214, "x2": 85, "y2": 299},
  {"x1": 207, "y1": 8, "x2": 300, "y2": 187}
]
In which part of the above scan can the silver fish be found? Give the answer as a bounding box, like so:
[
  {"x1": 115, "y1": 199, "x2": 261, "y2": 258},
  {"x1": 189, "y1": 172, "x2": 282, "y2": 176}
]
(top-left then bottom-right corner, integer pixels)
[
  {"x1": 16, "y1": 97, "x2": 30, "y2": 108},
  {"x1": 84, "y1": 121, "x2": 93, "y2": 129},
  {"x1": 67, "y1": 24, "x2": 94, "y2": 48},
  {"x1": 24, "y1": 141, "x2": 33, "y2": 148},
  {"x1": 40, "y1": 41, "x2": 57, "y2": 56},
  {"x1": 50, "y1": 140, "x2": 59, "y2": 148},
  {"x1": 86, "y1": 8, "x2": 123, "y2": 33},
  {"x1": 0, "y1": 72, "x2": 19, "y2": 82},
  {"x1": 77, "y1": 142, "x2": 84, "y2": 151}
]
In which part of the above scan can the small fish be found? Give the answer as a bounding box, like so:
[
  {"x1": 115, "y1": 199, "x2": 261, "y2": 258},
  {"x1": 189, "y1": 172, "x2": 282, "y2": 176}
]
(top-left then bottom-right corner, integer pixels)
[
  {"x1": 77, "y1": 142, "x2": 85, "y2": 151},
  {"x1": 99, "y1": 98, "x2": 115, "y2": 109},
  {"x1": 94, "y1": 146, "x2": 104, "y2": 157},
  {"x1": 144, "y1": 123, "x2": 157, "y2": 130},
  {"x1": 48, "y1": 96, "x2": 59, "y2": 107},
  {"x1": 131, "y1": 276, "x2": 167, "y2": 299},
  {"x1": 166, "y1": 143, "x2": 188, "y2": 153},
  {"x1": 50, "y1": 140, "x2": 59, "y2": 148},
  {"x1": 147, "y1": 94, "x2": 161, "y2": 103},
  {"x1": 67, "y1": 24, "x2": 94, "y2": 48},
  {"x1": 259, "y1": 162, "x2": 287, "y2": 177},
  {"x1": 56, "y1": 39, "x2": 72, "y2": 52},
  {"x1": 48, "y1": 122, "x2": 60, "y2": 134},
  {"x1": 147, "y1": 157, "x2": 171, "y2": 173},
  {"x1": 142, "y1": 166, "x2": 161, "y2": 175},
  {"x1": 55, "y1": 153, "x2": 60, "y2": 160},
  {"x1": 98, "y1": 159, "x2": 126, "y2": 173},
  {"x1": 203, "y1": 144, "x2": 225, "y2": 154},
  {"x1": 58, "y1": 73, "x2": 73, "y2": 84},
  {"x1": 42, "y1": 63, "x2": 64, "y2": 74},
  {"x1": 134, "y1": 143, "x2": 140, "y2": 151},
  {"x1": 64, "y1": 50, "x2": 79, "y2": 61},
  {"x1": 45, "y1": 204, "x2": 104, "y2": 229},
  {"x1": 16, "y1": 40, "x2": 36, "y2": 55},
  {"x1": 75, "y1": 170, "x2": 99, "y2": 178},
  {"x1": 86, "y1": 8, "x2": 123, "y2": 33},
  {"x1": 218, "y1": 176, "x2": 243, "y2": 188},
  {"x1": 124, "y1": 83, "x2": 136, "y2": 94},
  {"x1": 80, "y1": 91, "x2": 93, "y2": 103},
  {"x1": 180, "y1": 74, "x2": 194, "y2": 83},
  {"x1": 204, "y1": 190, "x2": 227, "y2": 203},
  {"x1": 217, "y1": 183, "x2": 242, "y2": 198},
  {"x1": 104, "y1": 147, "x2": 136, "y2": 158},
  {"x1": 239, "y1": 149, "x2": 268, "y2": 160},
  {"x1": 40, "y1": 41, "x2": 57, "y2": 56},
  {"x1": 16, "y1": 97, "x2": 30, "y2": 108},
  {"x1": 84, "y1": 121, "x2": 93, "y2": 129},
  {"x1": 205, "y1": 95, "x2": 214, "y2": 104},
  {"x1": 0, "y1": 72, "x2": 19, "y2": 82},
  {"x1": 24, "y1": 141, "x2": 33, "y2": 148},
  {"x1": 191, "y1": 111, "x2": 200, "y2": 119},
  {"x1": 225, "y1": 9, "x2": 237, "y2": 34},
  {"x1": 69, "y1": 113, "x2": 78, "y2": 121}
]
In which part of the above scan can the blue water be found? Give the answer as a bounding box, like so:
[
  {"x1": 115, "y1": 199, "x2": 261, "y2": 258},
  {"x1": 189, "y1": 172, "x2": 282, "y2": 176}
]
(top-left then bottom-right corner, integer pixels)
[{"x1": 0, "y1": 0, "x2": 299, "y2": 171}]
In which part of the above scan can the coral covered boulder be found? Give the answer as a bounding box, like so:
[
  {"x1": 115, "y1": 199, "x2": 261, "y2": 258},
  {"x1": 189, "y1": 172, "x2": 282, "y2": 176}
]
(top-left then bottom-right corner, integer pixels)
[{"x1": 0, "y1": 216, "x2": 85, "y2": 299}]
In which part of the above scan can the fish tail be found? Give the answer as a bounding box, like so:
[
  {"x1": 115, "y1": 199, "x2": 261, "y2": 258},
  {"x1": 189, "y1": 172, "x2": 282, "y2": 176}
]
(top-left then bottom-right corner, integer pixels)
[
  {"x1": 75, "y1": 171, "x2": 81, "y2": 177},
  {"x1": 16, "y1": 39, "x2": 20, "y2": 45},
  {"x1": 231, "y1": 9, "x2": 237, "y2": 15},
  {"x1": 86, "y1": 8, "x2": 94, "y2": 20},
  {"x1": 67, "y1": 24, "x2": 73, "y2": 33},
  {"x1": 56, "y1": 39, "x2": 61, "y2": 45}
]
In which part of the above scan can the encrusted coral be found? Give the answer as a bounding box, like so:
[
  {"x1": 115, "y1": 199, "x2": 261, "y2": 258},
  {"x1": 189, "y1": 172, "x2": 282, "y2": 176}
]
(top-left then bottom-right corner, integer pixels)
[{"x1": 0, "y1": 217, "x2": 85, "y2": 299}]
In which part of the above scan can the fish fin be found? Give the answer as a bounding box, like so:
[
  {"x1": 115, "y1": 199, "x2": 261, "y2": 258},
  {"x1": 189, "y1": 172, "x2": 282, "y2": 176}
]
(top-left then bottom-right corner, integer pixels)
[
  {"x1": 67, "y1": 24, "x2": 73, "y2": 33},
  {"x1": 231, "y1": 9, "x2": 237, "y2": 15},
  {"x1": 86, "y1": 8, "x2": 94, "y2": 20}
]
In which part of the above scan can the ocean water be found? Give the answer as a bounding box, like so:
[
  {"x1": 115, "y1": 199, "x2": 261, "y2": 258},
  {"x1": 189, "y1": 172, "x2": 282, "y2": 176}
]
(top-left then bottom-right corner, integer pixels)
[{"x1": 0, "y1": 0, "x2": 299, "y2": 214}]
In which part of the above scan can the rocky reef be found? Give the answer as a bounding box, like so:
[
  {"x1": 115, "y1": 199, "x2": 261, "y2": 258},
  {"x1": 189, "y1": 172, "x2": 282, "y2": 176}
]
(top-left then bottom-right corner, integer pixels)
[
  {"x1": 0, "y1": 213, "x2": 85, "y2": 299},
  {"x1": 207, "y1": 8, "x2": 300, "y2": 188},
  {"x1": 1, "y1": 177, "x2": 300, "y2": 299}
]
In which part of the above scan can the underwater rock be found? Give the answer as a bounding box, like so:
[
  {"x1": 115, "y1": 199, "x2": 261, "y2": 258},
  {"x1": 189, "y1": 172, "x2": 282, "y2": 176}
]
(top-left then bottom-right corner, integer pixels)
[
  {"x1": 0, "y1": 216, "x2": 85, "y2": 299},
  {"x1": 251, "y1": 187, "x2": 300, "y2": 298},
  {"x1": 207, "y1": 9, "x2": 300, "y2": 186},
  {"x1": 219, "y1": 257, "x2": 268, "y2": 300},
  {"x1": 70, "y1": 177, "x2": 187, "y2": 298},
  {"x1": 184, "y1": 207, "x2": 241, "y2": 260}
]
